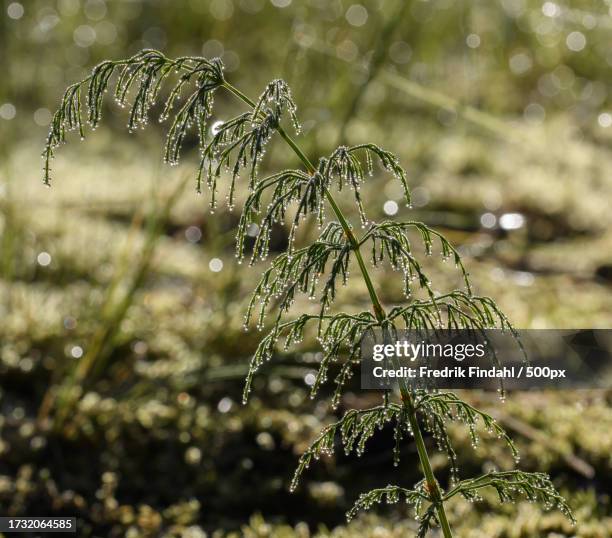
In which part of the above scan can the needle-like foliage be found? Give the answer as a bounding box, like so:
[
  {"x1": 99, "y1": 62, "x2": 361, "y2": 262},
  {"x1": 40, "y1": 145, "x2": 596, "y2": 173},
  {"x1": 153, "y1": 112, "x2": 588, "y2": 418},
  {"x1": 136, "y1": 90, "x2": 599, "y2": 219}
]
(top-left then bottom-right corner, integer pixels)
[
  {"x1": 443, "y1": 470, "x2": 575, "y2": 521},
  {"x1": 44, "y1": 50, "x2": 573, "y2": 536}
]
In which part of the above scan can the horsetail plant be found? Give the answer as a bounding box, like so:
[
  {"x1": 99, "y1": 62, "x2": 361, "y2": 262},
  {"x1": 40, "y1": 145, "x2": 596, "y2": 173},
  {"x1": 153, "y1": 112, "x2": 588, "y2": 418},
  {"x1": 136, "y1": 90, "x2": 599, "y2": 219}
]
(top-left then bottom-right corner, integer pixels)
[{"x1": 43, "y1": 49, "x2": 574, "y2": 536}]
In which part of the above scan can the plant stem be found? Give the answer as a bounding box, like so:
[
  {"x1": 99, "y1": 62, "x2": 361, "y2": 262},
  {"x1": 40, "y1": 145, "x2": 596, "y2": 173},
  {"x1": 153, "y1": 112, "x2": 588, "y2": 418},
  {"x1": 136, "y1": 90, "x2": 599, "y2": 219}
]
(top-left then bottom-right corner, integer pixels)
[
  {"x1": 222, "y1": 80, "x2": 454, "y2": 538},
  {"x1": 321, "y1": 189, "x2": 386, "y2": 322},
  {"x1": 403, "y1": 389, "x2": 454, "y2": 537}
]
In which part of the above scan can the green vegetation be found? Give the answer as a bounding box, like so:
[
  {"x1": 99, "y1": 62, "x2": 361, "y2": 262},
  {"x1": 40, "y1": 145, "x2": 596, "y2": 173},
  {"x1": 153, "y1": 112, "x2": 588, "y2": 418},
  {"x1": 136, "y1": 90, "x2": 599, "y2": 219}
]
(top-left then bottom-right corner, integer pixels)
[
  {"x1": 41, "y1": 47, "x2": 579, "y2": 536},
  {"x1": 1, "y1": 1, "x2": 611, "y2": 536}
]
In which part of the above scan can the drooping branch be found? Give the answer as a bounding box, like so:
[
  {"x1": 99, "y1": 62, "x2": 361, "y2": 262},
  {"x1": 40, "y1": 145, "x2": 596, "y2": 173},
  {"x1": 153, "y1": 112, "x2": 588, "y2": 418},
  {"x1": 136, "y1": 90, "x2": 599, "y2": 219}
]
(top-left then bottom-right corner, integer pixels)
[
  {"x1": 363, "y1": 220, "x2": 472, "y2": 295},
  {"x1": 290, "y1": 404, "x2": 405, "y2": 492},
  {"x1": 347, "y1": 483, "x2": 428, "y2": 522},
  {"x1": 43, "y1": 50, "x2": 225, "y2": 186},
  {"x1": 443, "y1": 470, "x2": 576, "y2": 524}
]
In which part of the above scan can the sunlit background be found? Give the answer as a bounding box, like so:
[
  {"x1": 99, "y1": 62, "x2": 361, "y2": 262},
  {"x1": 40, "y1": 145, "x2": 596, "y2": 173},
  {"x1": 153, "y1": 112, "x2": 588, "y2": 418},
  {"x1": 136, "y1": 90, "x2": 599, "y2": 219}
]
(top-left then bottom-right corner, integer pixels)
[{"x1": 1, "y1": 0, "x2": 611, "y2": 536}]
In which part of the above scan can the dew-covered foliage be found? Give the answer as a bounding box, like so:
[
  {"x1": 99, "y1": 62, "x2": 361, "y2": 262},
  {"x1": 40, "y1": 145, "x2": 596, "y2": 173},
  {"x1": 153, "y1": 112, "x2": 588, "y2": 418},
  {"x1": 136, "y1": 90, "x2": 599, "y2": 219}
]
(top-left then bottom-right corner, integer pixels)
[{"x1": 41, "y1": 50, "x2": 576, "y2": 536}]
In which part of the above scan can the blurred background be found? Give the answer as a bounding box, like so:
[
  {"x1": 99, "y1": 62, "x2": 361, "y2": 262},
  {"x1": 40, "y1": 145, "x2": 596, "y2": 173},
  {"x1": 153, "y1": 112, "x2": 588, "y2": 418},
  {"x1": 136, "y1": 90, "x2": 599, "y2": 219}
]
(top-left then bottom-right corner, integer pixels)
[{"x1": 1, "y1": 0, "x2": 611, "y2": 536}]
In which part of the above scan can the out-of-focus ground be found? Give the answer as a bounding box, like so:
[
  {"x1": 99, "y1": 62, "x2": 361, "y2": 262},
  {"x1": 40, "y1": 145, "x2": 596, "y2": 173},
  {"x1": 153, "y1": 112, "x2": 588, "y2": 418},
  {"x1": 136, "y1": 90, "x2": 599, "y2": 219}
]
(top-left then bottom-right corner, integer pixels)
[{"x1": 1, "y1": 1, "x2": 611, "y2": 536}]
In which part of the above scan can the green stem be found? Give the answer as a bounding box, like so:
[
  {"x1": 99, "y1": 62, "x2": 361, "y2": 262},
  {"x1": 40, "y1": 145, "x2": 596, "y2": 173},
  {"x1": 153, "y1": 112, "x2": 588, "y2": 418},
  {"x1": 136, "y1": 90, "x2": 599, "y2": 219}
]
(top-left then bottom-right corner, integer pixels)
[
  {"x1": 323, "y1": 190, "x2": 386, "y2": 322},
  {"x1": 403, "y1": 389, "x2": 454, "y2": 537},
  {"x1": 222, "y1": 80, "x2": 453, "y2": 538}
]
